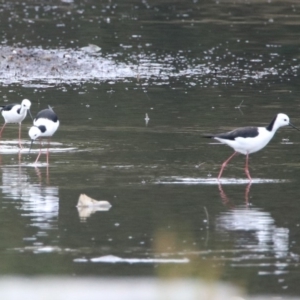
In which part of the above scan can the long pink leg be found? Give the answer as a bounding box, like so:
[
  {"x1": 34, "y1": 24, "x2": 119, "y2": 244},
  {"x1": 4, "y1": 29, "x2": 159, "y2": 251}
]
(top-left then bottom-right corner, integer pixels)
[
  {"x1": 218, "y1": 151, "x2": 237, "y2": 180},
  {"x1": 18, "y1": 150, "x2": 21, "y2": 163},
  {"x1": 18, "y1": 123, "x2": 23, "y2": 149},
  {"x1": 0, "y1": 123, "x2": 6, "y2": 138},
  {"x1": 46, "y1": 139, "x2": 50, "y2": 165},
  {"x1": 34, "y1": 139, "x2": 42, "y2": 164},
  {"x1": 245, "y1": 182, "x2": 252, "y2": 205},
  {"x1": 244, "y1": 153, "x2": 252, "y2": 181}
]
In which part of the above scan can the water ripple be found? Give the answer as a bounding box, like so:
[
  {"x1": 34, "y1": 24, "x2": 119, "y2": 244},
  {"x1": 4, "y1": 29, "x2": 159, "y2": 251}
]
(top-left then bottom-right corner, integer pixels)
[
  {"x1": 0, "y1": 46, "x2": 297, "y2": 85},
  {"x1": 155, "y1": 176, "x2": 287, "y2": 185}
]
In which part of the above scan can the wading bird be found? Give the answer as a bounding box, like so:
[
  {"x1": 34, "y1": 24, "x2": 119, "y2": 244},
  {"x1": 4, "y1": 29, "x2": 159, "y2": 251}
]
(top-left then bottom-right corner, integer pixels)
[
  {"x1": 204, "y1": 113, "x2": 299, "y2": 181},
  {"x1": 29, "y1": 106, "x2": 59, "y2": 164},
  {"x1": 0, "y1": 99, "x2": 32, "y2": 148}
]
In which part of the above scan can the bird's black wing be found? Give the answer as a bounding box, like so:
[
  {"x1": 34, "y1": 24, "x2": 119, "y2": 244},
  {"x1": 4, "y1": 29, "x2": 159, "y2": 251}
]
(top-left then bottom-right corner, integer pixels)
[
  {"x1": 35, "y1": 108, "x2": 58, "y2": 122},
  {"x1": 204, "y1": 126, "x2": 259, "y2": 140},
  {"x1": 0, "y1": 103, "x2": 18, "y2": 112}
]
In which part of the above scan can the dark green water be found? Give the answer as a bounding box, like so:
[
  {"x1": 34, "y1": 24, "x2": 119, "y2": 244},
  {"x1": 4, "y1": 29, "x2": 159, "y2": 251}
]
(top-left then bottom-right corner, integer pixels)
[{"x1": 0, "y1": 0, "x2": 300, "y2": 298}]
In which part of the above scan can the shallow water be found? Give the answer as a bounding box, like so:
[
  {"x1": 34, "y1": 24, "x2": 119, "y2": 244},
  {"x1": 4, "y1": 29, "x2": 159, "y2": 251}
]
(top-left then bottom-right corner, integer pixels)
[{"x1": 0, "y1": 0, "x2": 300, "y2": 298}]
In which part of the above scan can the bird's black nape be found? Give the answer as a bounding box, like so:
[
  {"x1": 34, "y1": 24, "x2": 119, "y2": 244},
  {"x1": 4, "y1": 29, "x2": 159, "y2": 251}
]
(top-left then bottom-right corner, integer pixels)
[
  {"x1": 38, "y1": 125, "x2": 47, "y2": 133},
  {"x1": 266, "y1": 115, "x2": 277, "y2": 132}
]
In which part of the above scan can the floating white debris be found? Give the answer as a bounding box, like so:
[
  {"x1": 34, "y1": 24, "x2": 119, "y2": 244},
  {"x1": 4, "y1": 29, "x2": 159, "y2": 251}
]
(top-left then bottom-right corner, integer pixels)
[
  {"x1": 77, "y1": 194, "x2": 111, "y2": 208},
  {"x1": 74, "y1": 255, "x2": 189, "y2": 264},
  {"x1": 76, "y1": 194, "x2": 112, "y2": 220},
  {"x1": 145, "y1": 113, "x2": 150, "y2": 126},
  {"x1": 81, "y1": 44, "x2": 101, "y2": 53}
]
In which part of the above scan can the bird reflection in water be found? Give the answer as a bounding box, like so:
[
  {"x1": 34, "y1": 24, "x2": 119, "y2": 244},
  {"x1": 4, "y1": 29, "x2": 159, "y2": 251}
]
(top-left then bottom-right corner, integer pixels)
[
  {"x1": 218, "y1": 182, "x2": 252, "y2": 207},
  {"x1": 34, "y1": 163, "x2": 50, "y2": 185},
  {"x1": 1, "y1": 165, "x2": 59, "y2": 231},
  {"x1": 0, "y1": 143, "x2": 25, "y2": 165},
  {"x1": 215, "y1": 197, "x2": 290, "y2": 264}
]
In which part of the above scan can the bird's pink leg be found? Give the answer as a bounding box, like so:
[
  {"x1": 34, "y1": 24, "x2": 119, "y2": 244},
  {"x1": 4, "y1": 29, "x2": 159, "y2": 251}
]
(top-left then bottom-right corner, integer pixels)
[
  {"x1": 34, "y1": 139, "x2": 42, "y2": 164},
  {"x1": 46, "y1": 140, "x2": 50, "y2": 184},
  {"x1": 46, "y1": 138, "x2": 50, "y2": 165},
  {"x1": 18, "y1": 150, "x2": 21, "y2": 164},
  {"x1": 218, "y1": 151, "x2": 237, "y2": 180},
  {"x1": 0, "y1": 123, "x2": 6, "y2": 138},
  {"x1": 46, "y1": 149, "x2": 49, "y2": 165},
  {"x1": 245, "y1": 182, "x2": 252, "y2": 205},
  {"x1": 244, "y1": 153, "x2": 252, "y2": 182},
  {"x1": 18, "y1": 123, "x2": 23, "y2": 149}
]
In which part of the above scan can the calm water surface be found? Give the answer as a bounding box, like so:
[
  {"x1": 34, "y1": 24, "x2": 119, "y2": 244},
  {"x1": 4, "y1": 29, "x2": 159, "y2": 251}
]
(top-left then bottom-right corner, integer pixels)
[{"x1": 0, "y1": 0, "x2": 300, "y2": 298}]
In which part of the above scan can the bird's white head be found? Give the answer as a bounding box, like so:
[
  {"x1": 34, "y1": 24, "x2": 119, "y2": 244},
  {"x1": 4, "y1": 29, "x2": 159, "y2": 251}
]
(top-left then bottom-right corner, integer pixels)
[
  {"x1": 275, "y1": 113, "x2": 290, "y2": 128},
  {"x1": 21, "y1": 99, "x2": 31, "y2": 110},
  {"x1": 21, "y1": 99, "x2": 33, "y2": 120},
  {"x1": 28, "y1": 126, "x2": 42, "y2": 140},
  {"x1": 273, "y1": 113, "x2": 299, "y2": 132}
]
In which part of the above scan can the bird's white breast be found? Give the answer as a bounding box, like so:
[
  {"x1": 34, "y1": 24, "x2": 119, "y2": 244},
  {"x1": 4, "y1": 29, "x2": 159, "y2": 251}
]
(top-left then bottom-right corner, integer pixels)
[
  {"x1": 2, "y1": 105, "x2": 27, "y2": 123},
  {"x1": 215, "y1": 127, "x2": 275, "y2": 155}
]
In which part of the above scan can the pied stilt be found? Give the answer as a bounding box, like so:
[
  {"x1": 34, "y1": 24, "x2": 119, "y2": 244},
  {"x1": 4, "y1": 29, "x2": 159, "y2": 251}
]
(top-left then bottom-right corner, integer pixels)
[
  {"x1": 0, "y1": 99, "x2": 32, "y2": 148},
  {"x1": 204, "y1": 113, "x2": 299, "y2": 181},
  {"x1": 28, "y1": 106, "x2": 59, "y2": 164}
]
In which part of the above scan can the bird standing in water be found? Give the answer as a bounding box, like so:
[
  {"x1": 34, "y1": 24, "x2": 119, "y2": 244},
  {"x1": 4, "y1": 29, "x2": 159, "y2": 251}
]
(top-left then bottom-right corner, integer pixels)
[
  {"x1": 0, "y1": 99, "x2": 32, "y2": 148},
  {"x1": 204, "y1": 113, "x2": 299, "y2": 181},
  {"x1": 29, "y1": 106, "x2": 59, "y2": 164}
]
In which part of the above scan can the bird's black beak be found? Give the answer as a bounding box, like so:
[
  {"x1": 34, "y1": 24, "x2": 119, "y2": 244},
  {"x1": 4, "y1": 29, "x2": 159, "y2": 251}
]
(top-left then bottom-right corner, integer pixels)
[
  {"x1": 29, "y1": 140, "x2": 34, "y2": 153},
  {"x1": 289, "y1": 123, "x2": 300, "y2": 131},
  {"x1": 28, "y1": 110, "x2": 33, "y2": 121}
]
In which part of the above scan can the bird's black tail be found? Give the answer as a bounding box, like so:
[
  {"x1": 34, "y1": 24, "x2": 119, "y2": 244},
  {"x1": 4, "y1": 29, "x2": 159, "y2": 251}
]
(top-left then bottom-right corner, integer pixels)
[{"x1": 202, "y1": 134, "x2": 214, "y2": 138}]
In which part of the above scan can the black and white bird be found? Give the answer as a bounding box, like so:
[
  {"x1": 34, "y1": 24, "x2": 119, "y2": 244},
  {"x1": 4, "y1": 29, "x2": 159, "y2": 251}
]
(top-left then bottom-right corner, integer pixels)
[
  {"x1": 0, "y1": 99, "x2": 32, "y2": 148},
  {"x1": 28, "y1": 106, "x2": 59, "y2": 164},
  {"x1": 204, "y1": 113, "x2": 299, "y2": 181}
]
